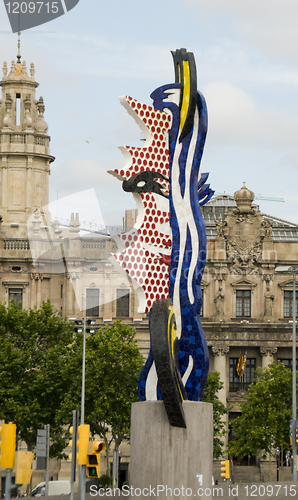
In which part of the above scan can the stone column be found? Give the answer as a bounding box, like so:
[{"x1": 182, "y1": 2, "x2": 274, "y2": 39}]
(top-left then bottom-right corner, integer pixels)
[
  {"x1": 26, "y1": 156, "x2": 33, "y2": 210},
  {"x1": 36, "y1": 274, "x2": 43, "y2": 309},
  {"x1": 211, "y1": 345, "x2": 230, "y2": 406},
  {"x1": 65, "y1": 274, "x2": 73, "y2": 317},
  {"x1": 212, "y1": 345, "x2": 230, "y2": 451},
  {"x1": 72, "y1": 273, "x2": 81, "y2": 316},
  {"x1": 103, "y1": 271, "x2": 113, "y2": 321},
  {"x1": 1, "y1": 157, "x2": 8, "y2": 209},
  {"x1": 260, "y1": 347, "x2": 277, "y2": 369},
  {"x1": 30, "y1": 273, "x2": 37, "y2": 308}
]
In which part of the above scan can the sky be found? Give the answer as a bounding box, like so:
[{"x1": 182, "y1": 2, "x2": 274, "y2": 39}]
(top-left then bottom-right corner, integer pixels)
[{"x1": 1, "y1": 0, "x2": 298, "y2": 227}]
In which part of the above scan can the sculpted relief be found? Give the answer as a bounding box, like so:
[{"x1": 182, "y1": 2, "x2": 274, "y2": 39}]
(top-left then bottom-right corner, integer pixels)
[{"x1": 215, "y1": 184, "x2": 272, "y2": 269}]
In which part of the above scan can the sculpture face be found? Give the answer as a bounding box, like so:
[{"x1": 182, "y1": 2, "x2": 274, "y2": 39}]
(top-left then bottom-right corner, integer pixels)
[
  {"x1": 110, "y1": 95, "x2": 172, "y2": 312},
  {"x1": 110, "y1": 49, "x2": 214, "y2": 425}
]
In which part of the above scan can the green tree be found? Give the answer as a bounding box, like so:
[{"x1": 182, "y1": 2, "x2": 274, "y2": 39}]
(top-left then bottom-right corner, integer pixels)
[
  {"x1": 203, "y1": 370, "x2": 229, "y2": 458},
  {"x1": 0, "y1": 300, "x2": 75, "y2": 456},
  {"x1": 228, "y1": 362, "x2": 293, "y2": 463},
  {"x1": 61, "y1": 321, "x2": 144, "y2": 473}
]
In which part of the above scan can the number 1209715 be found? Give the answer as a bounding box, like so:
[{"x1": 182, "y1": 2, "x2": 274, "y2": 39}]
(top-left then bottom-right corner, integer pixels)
[
  {"x1": 244, "y1": 484, "x2": 296, "y2": 497},
  {"x1": 6, "y1": 2, "x2": 59, "y2": 14}
]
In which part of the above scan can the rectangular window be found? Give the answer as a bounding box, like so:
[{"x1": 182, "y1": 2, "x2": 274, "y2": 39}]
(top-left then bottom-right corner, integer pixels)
[
  {"x1": 116, "y1": 289, "x2": 130, "y2": 317},
  {"x1": 236, "y1": 290, "x2": 251, "y2": 317},
  {"x1": 86, "y1": 289, "x2": 99, "y2": 317},
  {"x1": 60, "y1": 284, "x2": 63, "y2": 299},
  {"x1": 229, "y1": 357, "x2": 255, "y2": 392},
  {"x1": 9, "y1": 288, "x2": 23, "y2": 307},
  {"x1": 284, "y1": 291, "x2": 298, "y2": 318},
  {"x1": 200, "y1": 292, "x2": 203, "y2": 317},
  {"x1": 278, "y1": 358, "x2": 298, "y2": 371},
  {"x1": 16, "y1": 93, "x2": 21, "y2": 126}
]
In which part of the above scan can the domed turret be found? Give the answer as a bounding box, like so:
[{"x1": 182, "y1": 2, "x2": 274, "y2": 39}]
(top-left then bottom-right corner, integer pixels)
[
  {"x1": 0, "y1": 52, "x2": 54, "y2": 238},
  {"x1": 234, "y1": 182, "x2": 255, "y2": 213}
]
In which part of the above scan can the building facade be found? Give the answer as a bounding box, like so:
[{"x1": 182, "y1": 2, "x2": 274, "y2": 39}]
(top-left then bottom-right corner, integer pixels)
[
  {"x1": 0, "y1": 56, "x2": 148, "y2": 489},
  {"x1": 201, "y1": 187, "x2": 298, "y2": 461}
]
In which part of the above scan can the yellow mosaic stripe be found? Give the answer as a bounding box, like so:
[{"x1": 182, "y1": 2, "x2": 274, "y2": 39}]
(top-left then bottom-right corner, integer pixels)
[
  {"x1": 167, "y1": 304, "x2": 184, "y2": 401},
  {"x1": 180, "y1": 60, "x2": 190, "y2": 133}
]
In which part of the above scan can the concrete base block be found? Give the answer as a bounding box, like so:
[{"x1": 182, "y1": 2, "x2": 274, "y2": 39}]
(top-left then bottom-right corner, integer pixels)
[{"x1": 130, "y1": 401, "x2": 213, "y2": 499}]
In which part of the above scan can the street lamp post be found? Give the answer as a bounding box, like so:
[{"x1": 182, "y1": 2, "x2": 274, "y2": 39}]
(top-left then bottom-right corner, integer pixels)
[
  {"x1": 274, "y1": 266, "x2": 298, "y2": 481},
  {"x1": 80, "y1": 316, "x2": 87, "y2": 500},
  {"x1": 275, "y1": 447, "x2": 280, "y2": 482},
  {"x1": 81, "y1": 316, "x2": 86, "y2": 426},
  {"x1": 70, "y1": 315, "x2": 86, "y2": 500},
  {"x1": 292, "y1": 269, "x2": 297, "y2": 481}
]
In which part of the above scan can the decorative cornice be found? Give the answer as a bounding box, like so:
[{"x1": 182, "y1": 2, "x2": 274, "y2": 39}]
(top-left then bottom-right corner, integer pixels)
[
  {"x1": 260, "y1": 347, "x2": 277, "y2": 357},
  {"x1": 278, "y1": 279, "x2": 297, "y2": 290},
  {"x1": 2, "y1": 281, "x2": 29, "y2": 291},
  {"x1": 205, "y1": 329, "x2": 294, "y2": 343},
  {"x1": 230, "y1": 278, "x2": 257, "y2": 289},
  {"x1": 212, "y1": 345, "x2": 230, "y2": 356},
  {"x1": 30, "y1": 273, "x2": 43, "y2": 281}
]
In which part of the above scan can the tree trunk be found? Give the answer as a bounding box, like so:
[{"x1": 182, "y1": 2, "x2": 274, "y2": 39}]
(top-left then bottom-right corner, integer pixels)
[
  {"x1": 269, "y1": 453, "x2": 271, "y2": 482},
  {"x1": 104, "y1": 437, "x2": 110, "y2": 477}
]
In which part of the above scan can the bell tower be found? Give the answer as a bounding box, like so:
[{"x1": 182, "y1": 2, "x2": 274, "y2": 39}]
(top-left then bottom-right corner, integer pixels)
[{"x1": 0, "y1": 51, "x2": 54, "y2": 238}]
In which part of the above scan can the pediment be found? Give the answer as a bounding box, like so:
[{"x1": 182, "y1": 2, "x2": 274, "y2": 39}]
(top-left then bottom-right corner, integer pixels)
[
  {"x1": 278, "y1": 279, "x2": 295, "y2": 289},
  {"x1": 230, "y1": 278, "x2": 257, "y2": 289}
]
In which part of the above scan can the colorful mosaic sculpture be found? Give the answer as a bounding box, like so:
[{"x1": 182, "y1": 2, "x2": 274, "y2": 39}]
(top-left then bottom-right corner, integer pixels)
[{"x1": 110, "y1": 49, "x2": 213, "y2": 427}]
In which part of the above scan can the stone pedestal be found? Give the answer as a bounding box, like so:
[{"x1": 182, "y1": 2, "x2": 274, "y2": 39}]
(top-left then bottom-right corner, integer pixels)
[{"x1": 130, "y1": 401, "x2": 213, "y2": 499}]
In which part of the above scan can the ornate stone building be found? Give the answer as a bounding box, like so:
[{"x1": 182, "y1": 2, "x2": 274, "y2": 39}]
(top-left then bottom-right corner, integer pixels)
[
  {"x1": 200, "y1": 185, "x2": 298, "y2": 454},
  {"x1": 0, "y1": 56, "x2": 148, "y2": 490},
  {"x1": 0, "y1": 56, "x2": 147, "y2": 332},
  {"x1": 126, "y1": 186, "x2": 298, "y2": 459}
]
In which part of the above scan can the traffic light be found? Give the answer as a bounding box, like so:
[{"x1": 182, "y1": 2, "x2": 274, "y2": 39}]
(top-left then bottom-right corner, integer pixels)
[
  {"x1": 0, "y1": 422, "x2": 16, "y2": 469},
  {"x1": 86, "y1": 319, "x2": 96, "y2": 334},
  {"x1": 15, "y1": 451, "x2": 34, "y2": 484},
  {"x1": 87, "y1": 440, "x2": 106, "y2": 478},
  {"x1": 69, "y1": 425, "x2": 76, "y2": 462},
  {"x1": 77, "y1": 424, "x2": 90, "y2": 465},
  {"x1": 289, "y1": 420, "x2": 298, "y2": 445},
  {"x1": 221, "y1": 460, "x2": 230, "y2": 479},
  {"x1": 73, "y1": 320, "x2": 83, "y2": 333}
]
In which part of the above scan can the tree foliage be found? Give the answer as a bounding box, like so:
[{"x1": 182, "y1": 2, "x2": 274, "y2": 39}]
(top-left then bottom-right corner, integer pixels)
[
  {"x1": 60, "y1": 321, "x2": 144, "y2": 471},
  {"x1": 203, "y1": 370, "x2": 229, "y2": 458},
  {"x1": 228, "y1": 362, "x2": 293, "y2": 460},
  {"x1": 0, "y1": 300, "x2": 75, "y2": 456}
]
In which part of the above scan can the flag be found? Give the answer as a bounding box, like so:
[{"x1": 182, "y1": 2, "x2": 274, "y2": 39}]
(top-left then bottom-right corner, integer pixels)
[{"x1": 236, "y1": 353, "x2": 247, "y2": 376}]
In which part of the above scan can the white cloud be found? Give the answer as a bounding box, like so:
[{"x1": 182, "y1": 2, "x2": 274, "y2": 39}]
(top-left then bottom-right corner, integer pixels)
[
  {"x1": 280, "y1": 151, "x2": 298, "y2": 170},
  {"x1": 50, "y1": 157, "x2": 119, "y2": 194},
  {"x1": 186, "y1": 0, "x2": 298, "y2": 62},
  {"x1": 30, "y1": 32, "x2": 172, "y2": 81},
  {"x1": 49, "y1": 156, "x2": 134, "y2": 226},
  {"x1": 203, "y1": 81, "x2": 298, "y2": 148}
]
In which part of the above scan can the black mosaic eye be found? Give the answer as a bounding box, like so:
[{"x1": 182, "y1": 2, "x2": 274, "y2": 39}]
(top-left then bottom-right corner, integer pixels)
[{"x1": 122, "y1": 171, "x2": 169, "y2": 198}]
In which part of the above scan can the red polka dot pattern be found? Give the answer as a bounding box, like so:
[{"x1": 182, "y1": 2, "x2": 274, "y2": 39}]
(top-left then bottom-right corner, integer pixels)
[{"x1": 112, "y1": 96, "x2": 172, "y2": 313}]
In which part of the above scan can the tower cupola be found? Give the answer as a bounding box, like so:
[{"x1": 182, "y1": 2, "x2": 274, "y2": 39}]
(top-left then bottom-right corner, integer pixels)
[
  {"x1": 0, "y1": 55, "x2": 54, "y2": 238},
  {"x1": 234, "y1": 182, "x2": 255, "y2": 214}
]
